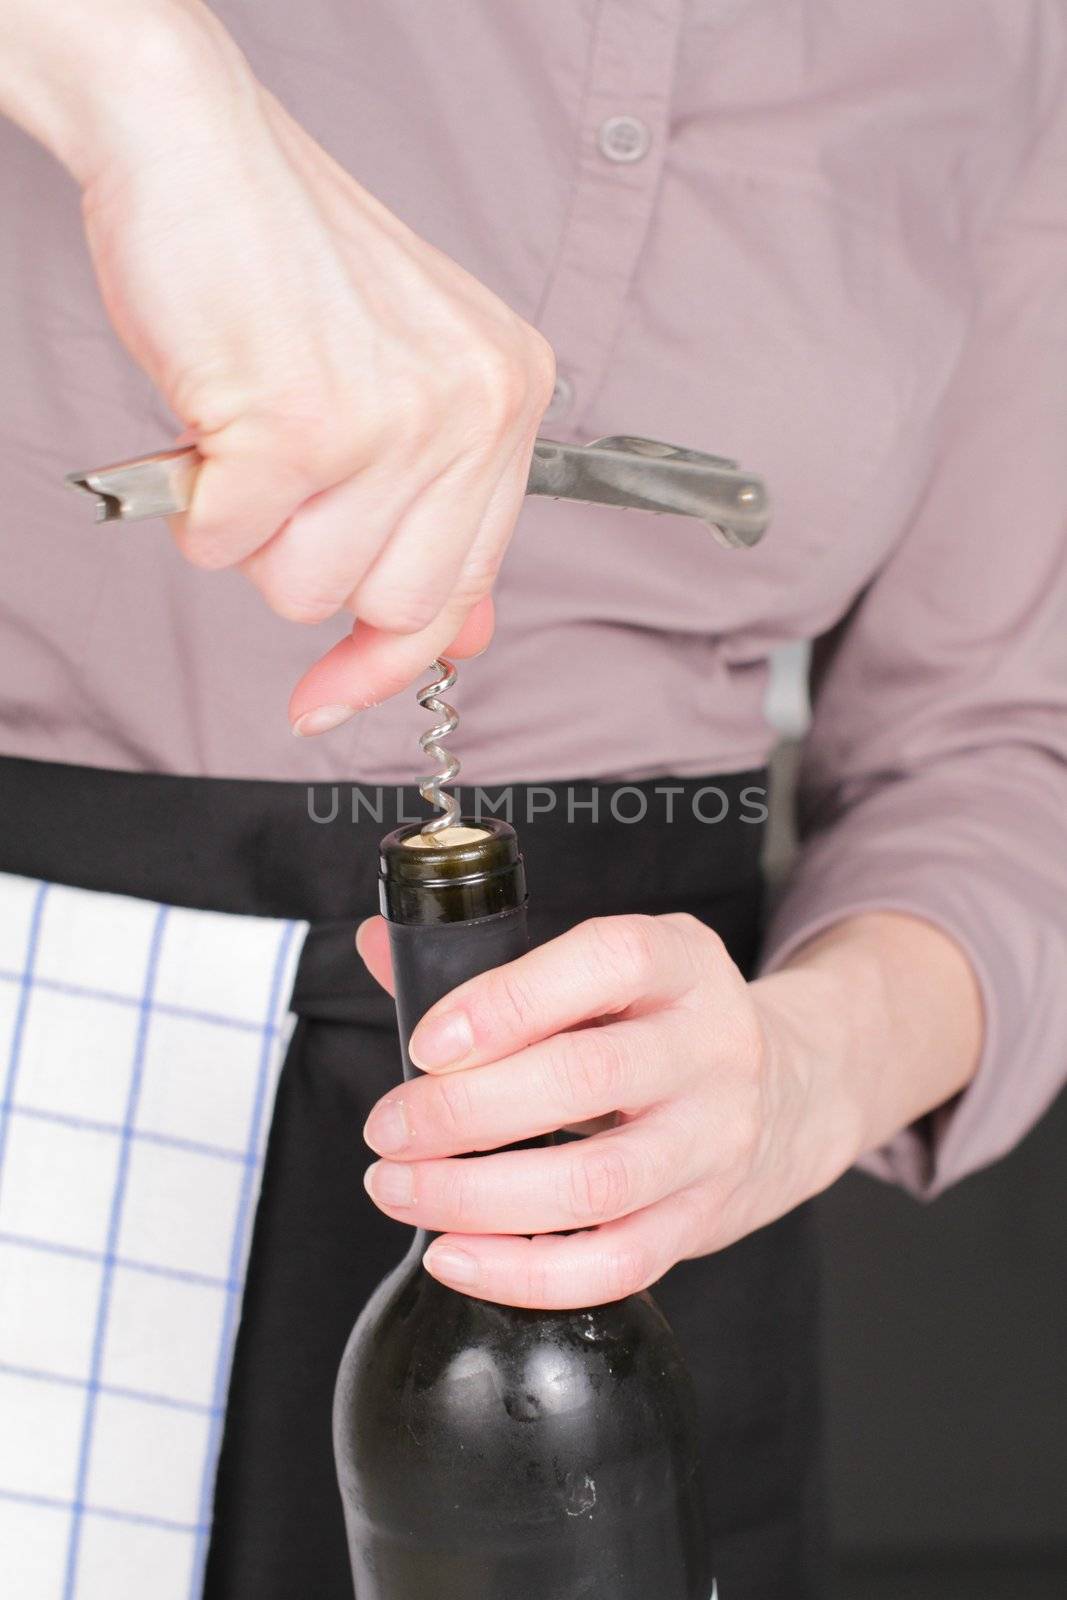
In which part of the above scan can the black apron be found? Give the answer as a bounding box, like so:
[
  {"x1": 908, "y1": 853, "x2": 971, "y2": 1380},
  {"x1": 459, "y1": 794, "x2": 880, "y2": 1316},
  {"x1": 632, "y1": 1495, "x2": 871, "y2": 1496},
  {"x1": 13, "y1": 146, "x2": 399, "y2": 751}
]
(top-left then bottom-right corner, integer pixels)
[{"x1": 0, "y1": 759, "x2": 828, "y2": 1598}]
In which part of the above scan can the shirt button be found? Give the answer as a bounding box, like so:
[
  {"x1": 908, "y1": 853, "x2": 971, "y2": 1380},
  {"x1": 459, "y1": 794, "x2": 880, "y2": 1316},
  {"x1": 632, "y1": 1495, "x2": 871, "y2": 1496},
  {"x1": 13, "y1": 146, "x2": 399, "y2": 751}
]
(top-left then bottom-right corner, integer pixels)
[
  {"x1": 597, "y1": 115, "x2": 652, "y2": 164},
  {"x1": 543, "y1": 373, "x2": 575, "y2": 423}
]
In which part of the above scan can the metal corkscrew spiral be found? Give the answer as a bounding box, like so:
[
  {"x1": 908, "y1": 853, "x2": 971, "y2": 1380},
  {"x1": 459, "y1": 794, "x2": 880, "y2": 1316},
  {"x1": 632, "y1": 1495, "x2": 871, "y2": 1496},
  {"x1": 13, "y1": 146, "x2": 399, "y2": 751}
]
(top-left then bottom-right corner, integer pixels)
[{"x1": 417, "y1": 658, "x2": 461, "y2": 833}]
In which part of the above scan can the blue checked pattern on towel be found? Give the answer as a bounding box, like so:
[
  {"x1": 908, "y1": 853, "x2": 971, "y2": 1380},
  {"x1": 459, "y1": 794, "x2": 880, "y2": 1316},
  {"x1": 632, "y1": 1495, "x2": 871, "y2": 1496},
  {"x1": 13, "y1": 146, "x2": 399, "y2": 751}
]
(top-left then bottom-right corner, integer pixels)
[{"x1": 0, "y1": 872, "x2": 305, "y2": 1599}]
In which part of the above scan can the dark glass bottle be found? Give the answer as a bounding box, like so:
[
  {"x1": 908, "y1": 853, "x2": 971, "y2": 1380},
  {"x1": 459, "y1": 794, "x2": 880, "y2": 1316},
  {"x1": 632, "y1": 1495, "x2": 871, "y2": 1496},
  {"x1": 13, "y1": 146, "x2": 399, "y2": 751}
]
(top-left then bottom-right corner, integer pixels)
[{"x1": 333, "y1": 819, "x2": 713, "y2": 1600}]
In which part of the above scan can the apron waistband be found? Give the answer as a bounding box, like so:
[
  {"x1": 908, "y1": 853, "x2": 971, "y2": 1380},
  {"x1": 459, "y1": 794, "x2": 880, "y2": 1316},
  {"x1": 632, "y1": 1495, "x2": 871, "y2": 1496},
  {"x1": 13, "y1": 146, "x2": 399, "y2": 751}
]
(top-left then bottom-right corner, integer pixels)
[{"x1": 0, "y1": 757, "x2": 768, "y2": 926}]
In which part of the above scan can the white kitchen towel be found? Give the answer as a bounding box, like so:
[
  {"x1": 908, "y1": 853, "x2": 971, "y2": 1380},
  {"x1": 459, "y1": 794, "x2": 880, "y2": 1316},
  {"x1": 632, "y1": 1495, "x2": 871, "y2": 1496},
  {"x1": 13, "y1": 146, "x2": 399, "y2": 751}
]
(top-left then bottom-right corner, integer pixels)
[{"x1": 0, "y1": 871, "x2": 304, "y2": 1600}]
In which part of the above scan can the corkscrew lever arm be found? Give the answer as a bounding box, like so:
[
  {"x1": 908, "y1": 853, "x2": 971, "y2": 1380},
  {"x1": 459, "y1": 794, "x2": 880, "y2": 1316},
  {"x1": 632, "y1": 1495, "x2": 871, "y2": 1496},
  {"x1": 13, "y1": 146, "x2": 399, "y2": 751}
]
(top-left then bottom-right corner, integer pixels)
[
  {"x1": 527, "y1": 436, "x2": 768, "y2": 549},
  {"x1": 66, "y1": 436, "x2": 770, "y2": 550}
]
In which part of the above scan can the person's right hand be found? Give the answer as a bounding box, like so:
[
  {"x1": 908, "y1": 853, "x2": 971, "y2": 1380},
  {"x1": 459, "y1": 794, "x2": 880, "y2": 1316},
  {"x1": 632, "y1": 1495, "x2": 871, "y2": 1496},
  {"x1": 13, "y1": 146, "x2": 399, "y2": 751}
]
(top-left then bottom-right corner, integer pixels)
[{"x1": 72, "y1": 7, "x2": 556, "y2": 732}]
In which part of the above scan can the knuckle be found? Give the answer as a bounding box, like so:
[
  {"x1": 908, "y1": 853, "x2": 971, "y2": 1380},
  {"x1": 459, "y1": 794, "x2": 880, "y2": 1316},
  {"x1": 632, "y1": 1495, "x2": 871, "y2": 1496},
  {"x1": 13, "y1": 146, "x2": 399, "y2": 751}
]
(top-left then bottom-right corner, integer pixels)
[
  {"x1": 517, "y1": 1250, "x2": 557, "y2": 1308},
  {"x1": 567, "y1": 1145, "x2": 635, "y2": 1224},
  {"x1": 670, "y1": 1182, "x2": 708, "y2": 1241},
  {"x1": 582, "y1": 915, "x2": 659, "y2": 991},
  {"x1": 666, "y1": 1183, "x2": 721, "y2": 1259},
  {"x1": 177, "y1": 529, "x2": 234, "y2": 573},
  {"x1": 664, "y1": 910, "x2": 726, "y2": 978},
  {"x1": 230, "y1": 406, "x2": 341, "y2": 487},
  {"x1": 463, "y1": 342, "x2": 531, "y2": 433},
  {"x1": 436, "y1": 1158, "x2": 476, "y2": 1220},
  {"x1": 390, "y1": 381, "x2": 440, "y2": 451},
  {"x1": 523, "y1": 329, "x2": 557, "y2": 413},
  {"x1": 354, "y1": 579, "x2": 440, "y2": 635},
  {"x1": 666, "y1": 909, "x2": 716, "y2": 946},
  {"x1": 479, "y1": 964, "x2": 540, "y2": 1040},
  {"x1": 431, "y1": 1073, "x2": 478, "y2": 1144},
  {"x1": 454, "y1": 544, "x2": 504, "y2": 601},
  {"x1": 599, "y1": 1245, "x2": 652, "y2": 1302},
  {"x1": 549, "y1": 1031, "x2": 626, "y2": 1114},
  {"x1": 264, "y1": 584, "x2": 344, "y2": 626},
  {"x1": 245, "y1": 407, "x2": 315, "y2": 455}
]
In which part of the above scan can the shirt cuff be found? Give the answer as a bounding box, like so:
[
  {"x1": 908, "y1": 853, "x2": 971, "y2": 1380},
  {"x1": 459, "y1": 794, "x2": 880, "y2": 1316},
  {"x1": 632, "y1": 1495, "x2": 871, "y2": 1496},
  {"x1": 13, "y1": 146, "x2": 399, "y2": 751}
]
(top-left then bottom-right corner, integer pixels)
[{"x1": 759, "y1": 801, "x2": 1064, "y2": 1198}]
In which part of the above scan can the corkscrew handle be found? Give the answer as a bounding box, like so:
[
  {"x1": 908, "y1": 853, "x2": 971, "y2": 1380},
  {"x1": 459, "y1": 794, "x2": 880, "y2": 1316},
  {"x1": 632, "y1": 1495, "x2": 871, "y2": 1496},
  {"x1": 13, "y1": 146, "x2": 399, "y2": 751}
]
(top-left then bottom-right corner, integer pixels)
[
  {"x1": 66, "y1": 435, "x2": 770, "y2": 549},
  {"x1": 528, "y1": 436, "x2": 768, "y2": 548}
]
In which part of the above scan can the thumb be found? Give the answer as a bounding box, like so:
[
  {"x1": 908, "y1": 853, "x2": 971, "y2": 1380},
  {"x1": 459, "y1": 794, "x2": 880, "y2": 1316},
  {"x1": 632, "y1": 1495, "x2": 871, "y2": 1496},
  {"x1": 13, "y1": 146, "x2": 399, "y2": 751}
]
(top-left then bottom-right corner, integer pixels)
[{"x1": 356, "y1": 917, "x2": 394, "y2": 995}]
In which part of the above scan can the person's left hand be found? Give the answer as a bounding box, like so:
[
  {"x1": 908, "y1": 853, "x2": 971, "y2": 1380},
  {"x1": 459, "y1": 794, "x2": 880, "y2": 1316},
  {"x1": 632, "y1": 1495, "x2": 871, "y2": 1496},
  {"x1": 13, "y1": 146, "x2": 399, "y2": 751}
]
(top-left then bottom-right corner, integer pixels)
[{"x1": 356, "y1": 911, "x2": 855, "y2": 1309}]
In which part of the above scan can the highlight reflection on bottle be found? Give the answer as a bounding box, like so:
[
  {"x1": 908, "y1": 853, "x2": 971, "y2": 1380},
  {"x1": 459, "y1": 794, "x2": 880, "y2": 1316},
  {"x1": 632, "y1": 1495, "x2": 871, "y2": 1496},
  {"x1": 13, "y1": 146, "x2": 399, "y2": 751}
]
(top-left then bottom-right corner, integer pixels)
[{"x1": 333, "y1": 819, "x2": 714, "y2": 1599}]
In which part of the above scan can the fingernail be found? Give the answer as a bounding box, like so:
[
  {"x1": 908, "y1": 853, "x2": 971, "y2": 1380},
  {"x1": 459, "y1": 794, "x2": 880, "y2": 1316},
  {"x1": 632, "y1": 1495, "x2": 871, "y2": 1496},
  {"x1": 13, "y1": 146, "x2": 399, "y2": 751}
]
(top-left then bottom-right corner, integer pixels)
[
  {"x1": 291, "y1": 704, "x2": 356, "y2": 737},
  {"x1": 364, "y1": 1099, "x2": 410, "y2": 1155},
  {"x1": 424, "y1": 1244, "x2": 479, "y2": 1288},
  {"x1": 409, "y1": 1010, "x2": 474, "y2": 1070},
  {"x1": 365, "y1": 1161, "x2": 414, "y2": 1207}
]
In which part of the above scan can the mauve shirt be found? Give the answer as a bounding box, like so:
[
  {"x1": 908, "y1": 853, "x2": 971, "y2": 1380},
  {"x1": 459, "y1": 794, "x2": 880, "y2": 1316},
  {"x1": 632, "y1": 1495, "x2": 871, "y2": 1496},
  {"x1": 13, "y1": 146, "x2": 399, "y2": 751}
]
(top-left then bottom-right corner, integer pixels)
[{"x1": 1, "y1": 1, "x2": 1065, "y2": 1194}]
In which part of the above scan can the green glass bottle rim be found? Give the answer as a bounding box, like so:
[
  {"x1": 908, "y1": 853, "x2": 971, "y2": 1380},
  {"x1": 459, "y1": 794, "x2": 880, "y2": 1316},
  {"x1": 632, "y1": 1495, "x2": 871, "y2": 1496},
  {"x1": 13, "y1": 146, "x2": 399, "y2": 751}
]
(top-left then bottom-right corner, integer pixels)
[{"x1": 379, "y1": 817, "x2": 526, "y2": 924}]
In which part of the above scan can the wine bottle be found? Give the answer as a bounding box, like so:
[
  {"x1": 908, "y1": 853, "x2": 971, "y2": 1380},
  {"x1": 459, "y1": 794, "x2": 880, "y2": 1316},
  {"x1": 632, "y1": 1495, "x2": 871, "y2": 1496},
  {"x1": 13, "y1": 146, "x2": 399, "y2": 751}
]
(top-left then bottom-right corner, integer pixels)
[{"x1": 333, "y1": 819, "x2": 714, "y2": 1599}]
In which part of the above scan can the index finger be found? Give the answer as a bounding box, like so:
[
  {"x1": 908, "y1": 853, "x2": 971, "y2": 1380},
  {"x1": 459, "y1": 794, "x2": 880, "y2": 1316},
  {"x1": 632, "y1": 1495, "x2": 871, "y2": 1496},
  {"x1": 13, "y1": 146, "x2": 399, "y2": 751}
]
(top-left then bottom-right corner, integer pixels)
[
  {"x1": 287, "y1": 593, "x2": 494, "y2": 728},
  {"x1": 408, "y1": 914, "x2": 695, "y2": 1073}
]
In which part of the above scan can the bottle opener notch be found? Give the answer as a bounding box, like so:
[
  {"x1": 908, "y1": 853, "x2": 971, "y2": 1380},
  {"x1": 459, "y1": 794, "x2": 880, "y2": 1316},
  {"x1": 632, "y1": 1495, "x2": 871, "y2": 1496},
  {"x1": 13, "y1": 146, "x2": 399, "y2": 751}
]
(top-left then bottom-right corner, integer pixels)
[{"x1": 66, "y1": 447, "x2": 202, "y2": 525}]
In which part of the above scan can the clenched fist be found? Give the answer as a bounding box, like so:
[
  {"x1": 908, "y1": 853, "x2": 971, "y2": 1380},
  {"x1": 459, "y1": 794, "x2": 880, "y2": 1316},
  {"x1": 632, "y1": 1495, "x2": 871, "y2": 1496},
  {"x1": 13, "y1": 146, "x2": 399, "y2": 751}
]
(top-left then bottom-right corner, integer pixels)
[{"x1": 37, "y1": 3, "x2": 555, "y2": 727}]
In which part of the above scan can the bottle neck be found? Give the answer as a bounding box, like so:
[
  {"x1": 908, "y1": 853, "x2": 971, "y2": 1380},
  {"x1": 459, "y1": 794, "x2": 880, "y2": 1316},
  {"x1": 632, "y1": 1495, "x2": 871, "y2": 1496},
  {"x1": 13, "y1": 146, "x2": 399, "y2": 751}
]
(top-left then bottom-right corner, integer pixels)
[{"x1": 379, "y1": 819, "x2": 549, "y2": 1269}]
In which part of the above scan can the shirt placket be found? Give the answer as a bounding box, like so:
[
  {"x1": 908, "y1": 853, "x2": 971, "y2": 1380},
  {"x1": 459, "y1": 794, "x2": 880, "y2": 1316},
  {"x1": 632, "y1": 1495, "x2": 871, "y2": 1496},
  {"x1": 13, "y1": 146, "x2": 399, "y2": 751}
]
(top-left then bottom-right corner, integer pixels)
[{"x1": 538, "y1": 0, "x2": 684, "y2": 434}]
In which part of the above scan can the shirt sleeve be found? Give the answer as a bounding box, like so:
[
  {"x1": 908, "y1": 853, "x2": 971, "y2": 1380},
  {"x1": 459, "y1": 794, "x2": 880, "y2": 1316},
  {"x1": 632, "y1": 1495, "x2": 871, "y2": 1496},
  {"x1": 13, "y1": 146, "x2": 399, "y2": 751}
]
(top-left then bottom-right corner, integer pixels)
[{"x1": 760, "y1": 55, "x2": 1067, "y2": 1198}]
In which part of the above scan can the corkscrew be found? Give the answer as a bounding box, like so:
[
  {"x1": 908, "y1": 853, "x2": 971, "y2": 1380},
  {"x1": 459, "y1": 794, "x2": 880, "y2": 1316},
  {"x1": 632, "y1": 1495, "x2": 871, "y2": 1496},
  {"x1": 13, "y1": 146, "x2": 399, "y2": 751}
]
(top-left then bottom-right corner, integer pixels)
[
  {"x1": 65, "y1": 432, "x2": 772, "y2": 835},
  {"x1": 416, "y1": 658, "x2": 461, "y2": 835}
]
